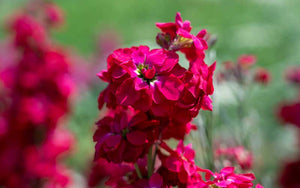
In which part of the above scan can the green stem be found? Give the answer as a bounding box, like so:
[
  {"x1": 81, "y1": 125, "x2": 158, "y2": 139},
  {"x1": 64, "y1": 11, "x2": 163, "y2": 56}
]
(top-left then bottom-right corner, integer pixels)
[
  {"x1": 151, "y1": 132, "x2": 162, "y2": 176},
  {"x1": 205, "y1": 111, "x2": 215, "y2": 171},
  {"x1": 147, "y1": 146, "x2": 153, "y2": 178},
  {"x1": 134, "y1": 163, "x2": 142, "y2": 179}
]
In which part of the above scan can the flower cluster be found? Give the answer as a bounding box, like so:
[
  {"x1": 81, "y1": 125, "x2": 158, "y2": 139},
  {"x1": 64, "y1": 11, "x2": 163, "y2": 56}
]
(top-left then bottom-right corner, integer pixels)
[
  {"x1": 0, "y1": 3, "x2": 74, "y2": 187},
  {"x1": 217, "y1": 55, "x2": 271, "y2": 85},
  {"x1": 277, "y1": 66, "x2": 300, "y2": 188},
  {"x1": 90, "y1": 12, "x2": 262, "y2": 188}
]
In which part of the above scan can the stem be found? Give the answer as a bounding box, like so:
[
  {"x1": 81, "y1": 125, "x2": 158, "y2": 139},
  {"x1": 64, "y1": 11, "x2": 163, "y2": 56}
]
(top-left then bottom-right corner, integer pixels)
[
  {"x1": 134, "y1": 163, "x2": 142, "y2": 179},
  {"x1": 205, "y1": 111, "x2": 215, "y2": 171},
  {"x1": 151, "y1": 132, "x2": 162, "y2": 176},
  {"x1": 147, "y1": 146, "x2": 153, "y2": 178}
]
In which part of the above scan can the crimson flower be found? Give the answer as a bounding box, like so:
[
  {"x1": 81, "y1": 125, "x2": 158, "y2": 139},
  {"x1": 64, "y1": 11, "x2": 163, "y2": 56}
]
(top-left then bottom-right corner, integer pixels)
[{"x1": 93, "y1": 107, "x2": 159, "y2": 163}]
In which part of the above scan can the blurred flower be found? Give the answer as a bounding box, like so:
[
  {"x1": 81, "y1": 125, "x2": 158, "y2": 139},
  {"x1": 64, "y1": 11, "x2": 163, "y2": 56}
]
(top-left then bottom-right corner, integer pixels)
[
  {"x1": 277, "y1": 100, "x2": 300, "y2": 129},
  {"x1": 285, "y1": 66, "x2": 300, "y2": 86},
  {"x1": 215, "y1": 146, "x2": 253, "y2": 170},
  {"x1": 254, "y1": 67, "x2": 271, "y2": 85},
  {"x1": 279, "y1": 158, "x2": 300, "y2": 188},
  {"x1": 238, "y1": 55, "x2": 256, "y2": 69}
]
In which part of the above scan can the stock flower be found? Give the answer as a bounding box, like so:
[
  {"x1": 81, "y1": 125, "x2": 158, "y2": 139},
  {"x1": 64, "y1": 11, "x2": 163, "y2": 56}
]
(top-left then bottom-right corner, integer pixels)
[
  {"x1": 285, "y1": 66, "x2": 300, "y2": 86},
  {"x1": 158, "y1": 141, "x2": 209, "y2": 187},
  {"x1": 237, "y1": 55, "x2": 256, "y2": 69},
  {"x1": 215, "y1": 146, "x2": 253, "y2": 170},
  {"x1": 156, "y1": 12, "x2": 208, "y2": 62},
  {"x1": 209, "y1": 167, "x2": 256, "y2": 188},
  {"x1": 10, "y1": 14, "x2": 47, "y2": 49},
  {"x1": 93, "y1": 107, "x2": 159, "y2": 163},
  {"x1": 0, "y1": 3, "x2": 74, "y2": 187},
  {"x1": 44, "y1": 3, "x2": 64, "y2": 27},
  {"x1": 98, "y1": 45, "x2": 181, "y2": 112},
  {"x1": 277, "y1": 100, "x2": 300, "y2": 128},
  {"x1": 279, "y1": 158, "x2": 300, "y2": 188},
  {"x1": 254, "y1": 68, "x2": 271, "y2": 85}
]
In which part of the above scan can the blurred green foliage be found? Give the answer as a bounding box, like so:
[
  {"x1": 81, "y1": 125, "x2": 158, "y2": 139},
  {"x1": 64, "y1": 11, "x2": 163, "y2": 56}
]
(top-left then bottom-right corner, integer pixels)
[{"x1": 1, "y1": 0, "x2": 300, "y2": 187}]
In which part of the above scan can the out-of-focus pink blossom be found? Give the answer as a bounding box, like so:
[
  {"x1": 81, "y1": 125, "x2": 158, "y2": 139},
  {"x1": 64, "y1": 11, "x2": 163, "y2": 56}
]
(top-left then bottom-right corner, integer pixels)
[
  {"x1": 285, "y1": 66, "x2": 300, "y2": 86},
  {"x1": 254, "y1": 67, "x2": 271, "y2": 85},
  {"x1": 215, "y1": 146, "x2": 253, "y2": 170}
]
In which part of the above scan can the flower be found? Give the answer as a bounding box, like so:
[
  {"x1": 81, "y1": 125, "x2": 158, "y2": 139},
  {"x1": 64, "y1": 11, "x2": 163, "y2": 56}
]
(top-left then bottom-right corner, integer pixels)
[
  {"x1": 215, "y1": 146, "x2": 253, "y2": 170},
  {"x1": 254, "y1": 68, "x2": 271, "y2": 85},
  {"x1": 237, "y1": 55, "x2": 256, "y2": 69},
  {"x1": 285, "y1": 66, "x2": 300, "y2": 86},
  {"x1": 209, "y1": 167, "x2": 256, "y2": 188},
  {"x1": 279, "y1": 158, "x2": 300, "y2": 188},
  {"x1": 158, "y1": 141, "x2": 208, "y2": 187},
  {"x1": 277, "y1": 100, "x2": 300, "y2": 129},
  {"x1": 156, "y1": 12, "x2": 208, "y2": 62},
  {"x1": 93, "y1": 107, "x2": 159, "y2": 163}
]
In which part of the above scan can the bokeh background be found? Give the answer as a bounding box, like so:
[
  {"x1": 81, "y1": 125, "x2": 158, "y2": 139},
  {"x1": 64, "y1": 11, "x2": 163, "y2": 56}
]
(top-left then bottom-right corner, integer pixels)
[{"x1": 1, "y1": 0, "x2": 299, "y2": 187}]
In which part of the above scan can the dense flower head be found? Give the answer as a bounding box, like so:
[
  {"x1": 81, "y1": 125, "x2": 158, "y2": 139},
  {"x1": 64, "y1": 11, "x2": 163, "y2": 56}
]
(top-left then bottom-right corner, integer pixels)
[
  {"x1": 98, "y1": 44, "x2": 215, "y2": 124},
  {"x1": 91, "y1": 12, "x2": 265, "y2": 188},
  {"x1": 0, "y1": 2, "x2": 74, "y2": 187}
]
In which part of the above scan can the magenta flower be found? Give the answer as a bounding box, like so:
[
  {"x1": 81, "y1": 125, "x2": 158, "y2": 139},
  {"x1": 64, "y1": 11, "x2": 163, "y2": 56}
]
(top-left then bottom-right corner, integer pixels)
[
  {"x1": 279, "y1": 158, "x2": 300, "y2": 188},
  {"x1": 158, "y1": 141, "x2": 209, "y2": 187},
  {"x1": 215, "y1": 146, "x2": 253, "y2": 170},
  {"x1": 156, "y1": 12, "x2": 208, "y2": 62},
  {"x1": 209, "y1": 167, "x2": 255, "y2": 188},
  {"x1": 285, "y1": 66, "x2": 300, "y2": 86},
  {"x1": 94, "y1": 107, "x2": 159, "y2": 163},
  {"x1": 238, "y1": 55, "x2": 257, "y2": 69},
  {"x1": 254, "y1": 68, "x2": 271, "y2": 85},
  {"x1": 277, "y1": 100, "x2": 300, "y2": 129}
]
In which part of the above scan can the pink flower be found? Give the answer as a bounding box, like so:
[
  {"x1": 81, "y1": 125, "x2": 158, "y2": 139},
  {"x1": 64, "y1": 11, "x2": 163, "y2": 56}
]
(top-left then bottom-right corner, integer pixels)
[
  {"x1": 209, "y1": 167, "x2": 255, "y2": 188},
  {"x1": 156, "y1": 12, "x2": 208, "y2": 62},
  {"x1": 215, "y1": 146, "x2": 253, "y2": 170},
  {"x1": 238, "y1": 55, "x2": 256, "y2": 69},
  {"x1": 44, "y1": 4, "x2": 64, "y2": 27},
  {"x1": 279, "y1": 158, "x2": 300, "y2": 188},
  {"x1": 277, "y1": 100, "x2": 300, "y2": 129},
  {"x1": 254, "y1": 68, "x2": 271, "y2": 85},
  {"x1": 98, "y1": 45, "x2": 180, "y2": 112},
  {"x1": 158, "y1": 141, "x2": 208, "y2": 187},
  {"x1": 93, "y1": 107, "x2": 159, "y2": 163},
  {"x1": 9, "y1": 14, "x2": 47, "y2": 49},
  {"x1": 285, "y1": 66, "x2": 300, "y2": 86}
]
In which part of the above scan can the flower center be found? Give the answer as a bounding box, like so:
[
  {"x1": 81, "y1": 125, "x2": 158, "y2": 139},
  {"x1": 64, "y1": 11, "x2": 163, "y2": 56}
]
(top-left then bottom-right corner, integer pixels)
[
  {"x1": 137, "y1": 64, "x2": 156, "y2": 84},
  {"x1": 170, "y1": 35, "x2": 193, "y2": 50}
]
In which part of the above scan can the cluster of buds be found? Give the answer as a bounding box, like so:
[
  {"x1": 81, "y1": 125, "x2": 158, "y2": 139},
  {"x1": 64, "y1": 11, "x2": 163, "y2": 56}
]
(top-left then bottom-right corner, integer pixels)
[
  {"x1": 277, "y1": 66, "x2": 300, "y2": 188},
  {"x1": 217, "y1": 55, "x2": 271, "y2": 85},
  {"x1": 0, "y1": 2, "x2": 74, "y2": 187},
  {"x1": 90, "y1": 12, "x2": 262, "y2": 188}
]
